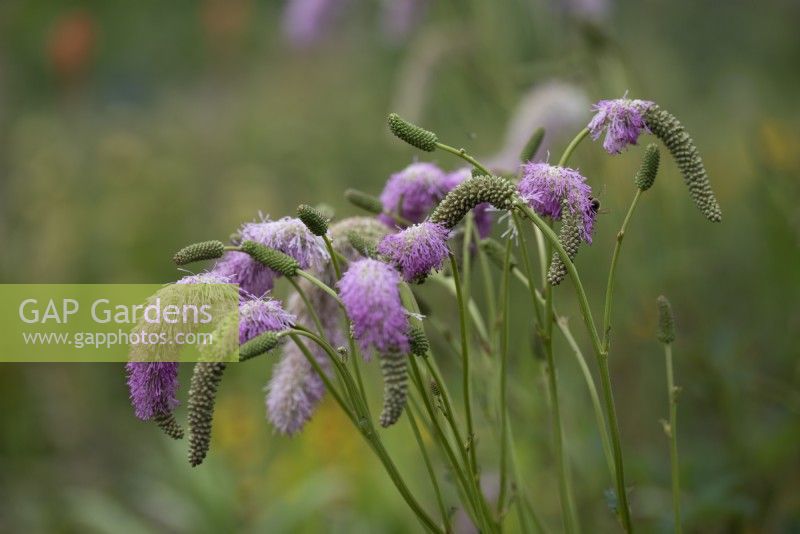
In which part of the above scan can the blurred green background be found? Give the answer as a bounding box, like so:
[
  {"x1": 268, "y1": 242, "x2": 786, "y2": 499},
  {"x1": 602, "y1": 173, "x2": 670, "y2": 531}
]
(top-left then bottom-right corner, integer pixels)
[{"x1": 1, "y1": 0, "x2": 799, "y2": 532}]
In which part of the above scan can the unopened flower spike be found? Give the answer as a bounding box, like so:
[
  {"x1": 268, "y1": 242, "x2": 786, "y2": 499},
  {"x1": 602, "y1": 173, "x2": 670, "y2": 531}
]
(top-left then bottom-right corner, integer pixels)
[
  {"x1": 344, "y1": 188, "x2": 384, "y2": 215},
  {"x1": 187, "y1": 361, "x2": 227, "y2": 467},
  {"x1": 643, "y1": 105, "x2": 722, "y2": 221},
  {"x1": 379, "y1": 351, "x2": 409, "y2": 427},
  {"x1": 656, "y1": 295, "x2": 676, "y2": 344},
  {"x1": 408, "y1": 325, "x2": 430, "y2": 357},
  {"x1": 429, "y1": 175, "x2": 518, "y2": 230},
  {"x1": 444, "y1": 168, "x2": 495, "y2": 238},
  {"x1": 377, "y1": 221, "x2": 450, "y2": 283},
  {"x1": 330, "y1": 217, "x2": 390, "y2": 262},
  {"x1": 547, "y1": 200, "x2": 583, "y2": 286},
  {"x1": 239, "y1": 240, "x2": 300, "y2": 278},
  {"x1": 297, "y1": 204, "x2": 329, "y2": 236},
  {"x1": 388, "y1": 112, "x2": 438, "y2": 152},
  {"x1": 520, "y1": 127, "x2": 546, "y2": 163},
  {"x1": 240, "y1": 331, "x2": 285, "y2": 361},
  {"x1": 635, "y1": 144, "x2": 661, "y2": 191},
  {"x1": 153, "y1": 412, "x2": 184, "y2": 440},
  {"x1": 173, "y1": 240, "x2": 227, "y2": 265},
  {"x1": 347, "y1": 230, "x2": 378, "y2": 259}
]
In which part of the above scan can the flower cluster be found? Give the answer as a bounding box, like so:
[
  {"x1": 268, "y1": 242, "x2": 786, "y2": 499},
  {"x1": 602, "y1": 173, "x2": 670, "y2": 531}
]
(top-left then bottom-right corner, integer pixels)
[
  {"x1": 518, "y1": 163, "x2": 597, "y2": 242},
  {"x1": 378, "y1": 221, "x2": 449, "y2": 283},
  {"x1": 587, "y1": 97, "x2": 654, "y2": 154}
]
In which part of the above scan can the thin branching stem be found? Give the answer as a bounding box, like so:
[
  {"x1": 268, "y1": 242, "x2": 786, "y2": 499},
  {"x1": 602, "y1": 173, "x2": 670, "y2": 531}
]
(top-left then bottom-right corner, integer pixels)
[{"x1": 664, "y1": 343, "x2": 682, "y2": 533}]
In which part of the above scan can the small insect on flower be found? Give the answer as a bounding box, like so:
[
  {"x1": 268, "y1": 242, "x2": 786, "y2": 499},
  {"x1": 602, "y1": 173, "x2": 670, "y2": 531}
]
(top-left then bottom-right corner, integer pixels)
[
  {"x1": 518, "y1": 163, "x2": 597, "y2": 243},
  {"x1": 379, "y1": 162, "x2": 448, "y2": 226},
  {"x1": 338, "y1": 258, "x2": 410, "y2": 359},
  {"x1": 588, "y1": 97, "x2": 655, "y2": 154},
  {"x1": 377, "y1": 221, "x2": 450, "y2": 283}
]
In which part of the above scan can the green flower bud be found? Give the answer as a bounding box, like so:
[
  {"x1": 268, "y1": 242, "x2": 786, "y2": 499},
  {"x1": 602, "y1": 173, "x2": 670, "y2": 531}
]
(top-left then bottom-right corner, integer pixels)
[
  {"x1": 188, "y1": 362, "x2": 227, "y2": 467},
  {"x1": 153, "y1": 411, "x2": 184, "y2": 440},
  {"x1": 345, "y1": 188, "x2": 384, "y2": 215},
  {"x1": 644, "y1": 105, "x2": 722, "y2": 222},
  {"x1": 408, "y1": 325, "x2": 430, "y2": 357},
  {"x1": 520, "y1": 127, "x2": 545, "y2": 163},
  {"x1": 239, "y1": 240, "x2": 299, "y2": 277},
  {"x1": 379, "y1": 351, "x2": 409, "y2": 427},
  {"x1": 297, "y1": 204, "x2": 329, "y2": 236},
  {"x1": 347, "y1": 230, "x2": 378, "y2": 259},
  {"x1": 656, "y1": 295, "x2": 676, "y2": 344},
  {"x1": 388, "y1": 113, "x2": 438, "y2": 152},
  {"x1": 547, "y1": 201, "x2": 582, "y2": 286},
  {"x1": 635, "y1": 144, "x2": 660, "y2": 191},
  {"x1": 173, "y1": 240, "x2": 226, "y2": 265},
  {"x1": 239, "y1": 331, "x2": 283, "y2": 361},
  {"x1": 429, "y1": 175, "x2": 518, "y2": 229}
]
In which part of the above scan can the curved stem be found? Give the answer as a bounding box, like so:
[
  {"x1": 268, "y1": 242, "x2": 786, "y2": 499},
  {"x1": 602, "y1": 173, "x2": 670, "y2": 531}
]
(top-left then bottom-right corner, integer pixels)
[
  {"x1": 557, "y1": 128, "x2": 590, "y2": 167},
  {"x1": 602, "y1": 189, "x2": 642, "y2": 350},
  {"x1": 436, "y1": 142, "x2": 492, "y2": 175},
  {"x1": 516, "y1": 203, "x2": 633, "y2": 532},
  {"x1": 407, "y1": 406, "x2": 450, "y2": 532},
  {"x1": 296, "y1": 269, "x2": 343, "y2": 305},
  {"x1": 497, "y1": 239, "x2": 512, "y2": 515},
  {"x1": 449, "y1": 253, "x2": 477, "y2": 475}
]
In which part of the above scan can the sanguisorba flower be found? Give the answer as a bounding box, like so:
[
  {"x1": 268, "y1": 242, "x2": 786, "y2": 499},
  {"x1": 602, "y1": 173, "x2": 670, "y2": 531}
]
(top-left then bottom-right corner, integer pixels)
[
  {"x1": 444, "y1": 168, "x2": 493, "y2": 238},
  {"x1": 266, "y1": 342, "x2": 326, "y2": 436},
  {"x1": 239, "y1": 295, "x2": 296, "y2": 344},
  {"x1": 587, "y1": 97, "x2": 655, "y2": 154},
  {"x1": 377, "y1": 221, "x2": 449, "y2": 283},
  {"x1": 214, "y1": 216, "x2": 329, "y2": 296},
  {"x1": 379, "y1": 162, "x2": 447, "y2": 226},
  {"x1": 338, "y1": 258, "x2": 410, "y2": 358},
  {"x1": 518, "y1": 163, "x2": 597, "y2": 242},
  {"x1": 126, "y1": 362, "x2": 179, "y2": 421}
]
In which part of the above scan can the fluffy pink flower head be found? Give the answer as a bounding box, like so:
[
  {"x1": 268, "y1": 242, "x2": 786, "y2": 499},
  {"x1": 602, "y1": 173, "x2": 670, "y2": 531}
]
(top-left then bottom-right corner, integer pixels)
[
  {"x1": 238, "y1": 295, "x2": 296, "y2": 344},
  {"x1": 588, "y1": 97, "x2": 654, "y2": 154},
  {"x1": 518, "y1": 163, "x2": 597, "y2": 243},
  {"x1": 379, "y1": 162, "x2": 448, "y2": 226},
  {"x1": 338, "y1": 258, "x2": 409, "y2": 358},
  {"x1": 377, "y1": 221, "x2": 449, "y2": 283}
]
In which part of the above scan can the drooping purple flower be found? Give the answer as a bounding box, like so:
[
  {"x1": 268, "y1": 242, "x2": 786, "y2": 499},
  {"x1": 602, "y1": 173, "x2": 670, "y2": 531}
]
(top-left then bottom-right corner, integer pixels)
[
  {"x1": 126, "y1": 362, "x2": 179, "y2": 421},
  {"x1": 379, "y1": 162, "x2": 447, "y2": 227},
  {"x1": 282, "y1": 0, "x2": 347, "y2": 48},
  {"x1": 239, "y1": 295, "x2": 296, "y2": 344},
  {"x1": 338, "y1": 258, "x2": 409, "y2": 358},
  {"x1": 518, "y1": 163, "x2": 597, "y2": 243},
  {"x1": 588, "y1": 97, "x2": 654, "y2": 154},
  {"x1": 266, "y1": 342, "x2": 326, "y2": 435},
  {"x1": 444, "y1": 168, "x2": 494, "y2": 238},
  {"x1": 213, "y1": 216, "x2": 329, "y2": 296},
  {"x1": 377, "y1": 221, "x2": 449, "y2": 282}
]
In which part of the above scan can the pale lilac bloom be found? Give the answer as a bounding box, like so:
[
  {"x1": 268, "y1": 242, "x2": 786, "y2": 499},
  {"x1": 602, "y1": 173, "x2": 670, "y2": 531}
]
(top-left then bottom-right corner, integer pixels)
[
  {"x1": 338, "y1": 258, "x2": 409, "y2": 358},
  {"x1": 126, "y1": 362, "x2": 179, "y2": 421},
  {"x1": 282, "y1": 0, "x2": 347, "y2": 48},
  {"x1": 444, "y1": 168, "x2": 493, "y2": 238},
  {"x1": 238, "y1": 296, "x2": 295, "y2": 344},
  {"x1": 213, "y1": 216, "x2": 329, "y2": 296},
  {"x1": 379, "y1": 162, "x2": 448, "y2": 226},
  {"x1": 378, "y1": 221, "x2": 449, "y2": 283},
  {"x1": 380, "y1": 0, "x2": 427, "y2": 42},
  {"x1": 588, "y1": 97, "x2": 655, "y2": 154},
  {"x1": 518, "y1": 163, "x2": 596, "y2": 243}
]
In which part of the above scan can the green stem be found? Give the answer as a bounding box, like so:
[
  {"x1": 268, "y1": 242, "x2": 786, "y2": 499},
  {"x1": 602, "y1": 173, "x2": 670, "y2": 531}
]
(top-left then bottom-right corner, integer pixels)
[
  {"x1": 497, "y1": 239, "x2": 512, "y2": 515},
  {"x1": 296, "y1": 269, "x2": 343, "y2": 304},
  {"x1": 449, "y1": 253, "x2": 477, "y2": 475},
  {"x1": 557, "y1": 128, "x2": 590, "y2": 167},
  {"x1": 407, "y1": 406, "x2": 450, "y2": 532},
  {"x1": 602, "y1": 189, "x2": 642, "y2": 350},
  {"x1": 436, "y1": 142, "x2": 492, "y2": 175},
  {"x1": 516, "y1": 203, "x2": 633, "y2": 532},
  {"x1": 664, "y1": 344, "x2": 681, "y2": 534}
]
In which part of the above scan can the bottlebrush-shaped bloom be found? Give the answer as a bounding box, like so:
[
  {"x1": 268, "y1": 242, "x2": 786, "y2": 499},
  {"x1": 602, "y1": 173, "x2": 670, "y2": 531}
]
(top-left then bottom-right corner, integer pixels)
[
  {"x1": 266, "y1": 342, "x2": 326, "y2": 435},
  {"x1": 213, "y1": 217, "x2": 329, "y2": 296},
  {"x1": 338, "y1": 258, "x2": 409, "y2": 358},
  {"x1": 588, "y1": 97, "x2": 655, "y2": 154},
  {"x1": 377, "y1": 221, "x2": 449, "y2": 283},
  {"x1": 379, "y1": 162, "x2": 448, "y2": 226},
  {"x1": 518, "y1": 163, "x2": 597, "y2": 243},
  {"x1": 444, "y1": 168, "x2": 494, "y2": 238},
  {"x1": 126, "y1": 362, "x2": 179, "y2": 421},
  {"x1": 238, "y1": 296, "x2": 296, "y2": 344}
]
